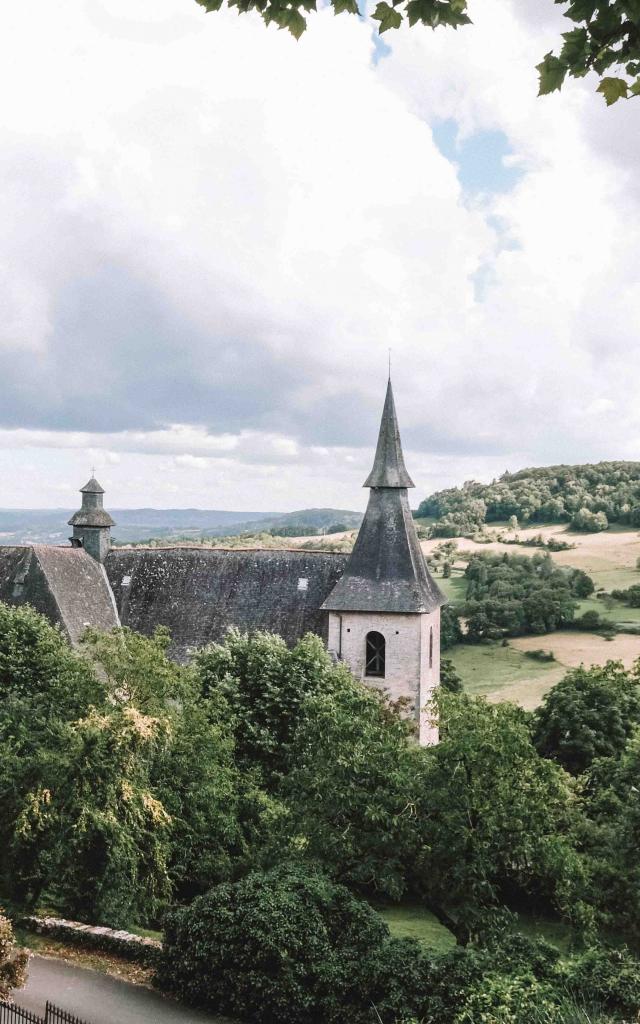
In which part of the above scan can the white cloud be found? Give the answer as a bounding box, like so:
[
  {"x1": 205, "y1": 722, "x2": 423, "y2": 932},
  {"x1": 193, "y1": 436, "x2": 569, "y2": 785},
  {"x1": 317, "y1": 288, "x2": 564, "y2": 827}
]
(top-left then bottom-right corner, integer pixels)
[{"x1": 0, "y1": 0, "x2": 639, "y2": 510}]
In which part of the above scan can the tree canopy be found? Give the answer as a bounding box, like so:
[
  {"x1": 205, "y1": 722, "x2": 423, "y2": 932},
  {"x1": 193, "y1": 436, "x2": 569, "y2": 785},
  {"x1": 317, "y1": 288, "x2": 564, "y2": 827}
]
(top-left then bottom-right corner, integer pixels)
[
  {"x1": 194, "y1": 0, "x2": 640, "y2": 103},
  {"x1": 418, "y1": 461, "x2": 640, "y2": 537}
]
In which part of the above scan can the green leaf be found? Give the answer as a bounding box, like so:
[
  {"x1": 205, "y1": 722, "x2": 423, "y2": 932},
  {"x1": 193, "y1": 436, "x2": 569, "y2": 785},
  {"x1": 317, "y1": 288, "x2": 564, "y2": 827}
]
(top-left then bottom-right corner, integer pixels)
[
  {"x1": 597, "y1": 76, "x2": 629, "y2": 104},
  {"x1": 536, "y1": 53, "x2": 568, "y2": 95},
  {"x1": 565, "y1": 0, "x2": 598, "y2": 22},
  {"x1": 372, "y1": 1, "x2": 403, "y2": 32},
  {"x1": 559, "y1": 27, "x2": 589, "y2": 67},
  {"x1": 333, "y1": 0, "x2": 359, "y2": 14},
  {"x1": 286, "y1": 7, "x2": 307, "y2": 35},
  {"x1": 630, "y1": 79, "x2": 640, "y2": 96},
  {"x1": 195, "y1": 0, "x2": 224, "y2": 10}
]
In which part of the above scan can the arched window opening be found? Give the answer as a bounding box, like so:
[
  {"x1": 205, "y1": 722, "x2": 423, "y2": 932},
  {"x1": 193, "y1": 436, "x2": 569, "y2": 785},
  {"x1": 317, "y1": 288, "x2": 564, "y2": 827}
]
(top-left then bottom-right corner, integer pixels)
[
  {"x1": 365, "y1": 631, "x2": 385, "y2": 678},
  {"x1": 429, "y1": 627, "x2": 433, "y2": 669}
]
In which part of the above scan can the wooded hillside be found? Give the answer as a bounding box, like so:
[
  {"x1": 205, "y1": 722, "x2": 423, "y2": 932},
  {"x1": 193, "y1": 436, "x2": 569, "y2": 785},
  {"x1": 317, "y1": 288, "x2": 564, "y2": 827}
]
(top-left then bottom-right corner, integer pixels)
[{"x1": 418, "y1": 462, "x2": 640, "y2": 536}]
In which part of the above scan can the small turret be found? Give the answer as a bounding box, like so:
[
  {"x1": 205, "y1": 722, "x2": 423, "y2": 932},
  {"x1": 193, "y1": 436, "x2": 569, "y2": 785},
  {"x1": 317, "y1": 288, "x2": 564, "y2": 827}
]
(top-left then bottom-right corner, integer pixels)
[{"x1": 68, "y1": 476, "x2": 115, "y2": 563}]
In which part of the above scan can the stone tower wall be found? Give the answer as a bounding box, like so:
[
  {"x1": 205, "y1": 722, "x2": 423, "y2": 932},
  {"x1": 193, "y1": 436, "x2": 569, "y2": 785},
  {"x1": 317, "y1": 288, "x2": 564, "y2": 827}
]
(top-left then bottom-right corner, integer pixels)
[{"x1": 327, "y1": 607, "x2": 440, "y2": 744}]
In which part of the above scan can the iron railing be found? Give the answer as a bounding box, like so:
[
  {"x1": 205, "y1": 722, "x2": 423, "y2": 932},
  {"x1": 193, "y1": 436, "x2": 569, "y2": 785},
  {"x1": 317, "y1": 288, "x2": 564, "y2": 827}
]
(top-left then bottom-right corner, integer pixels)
[
  {"x1": 0, "y1": 1005, "x2": 42, "y2": 1024},
  {"x1": 0, "y1": 1003, "x2": 90, "y2": 1024}
]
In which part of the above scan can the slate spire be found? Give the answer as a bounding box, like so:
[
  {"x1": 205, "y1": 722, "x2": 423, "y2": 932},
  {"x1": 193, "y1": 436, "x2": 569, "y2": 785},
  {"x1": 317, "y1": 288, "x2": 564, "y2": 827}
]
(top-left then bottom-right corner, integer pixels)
[
  {"x1": 322, "y1": 380, "x2": 444, "y2": 614},
  {"x1": 364, "y1": 378, "x2": 415, "y2": 489}
]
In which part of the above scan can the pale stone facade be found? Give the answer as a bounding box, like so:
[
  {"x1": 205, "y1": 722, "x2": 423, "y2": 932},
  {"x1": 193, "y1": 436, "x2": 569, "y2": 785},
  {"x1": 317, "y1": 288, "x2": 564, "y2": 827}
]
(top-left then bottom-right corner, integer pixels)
[{"x1": 327, "y1": 608, "x2": 440, "y2": 744}]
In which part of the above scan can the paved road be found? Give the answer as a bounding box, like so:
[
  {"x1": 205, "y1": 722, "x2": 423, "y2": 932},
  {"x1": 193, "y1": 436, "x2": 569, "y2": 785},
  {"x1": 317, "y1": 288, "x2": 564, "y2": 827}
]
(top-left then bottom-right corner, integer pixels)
[{"x1": 15, "y1": 955, "x2": 227, "y2": 1024}]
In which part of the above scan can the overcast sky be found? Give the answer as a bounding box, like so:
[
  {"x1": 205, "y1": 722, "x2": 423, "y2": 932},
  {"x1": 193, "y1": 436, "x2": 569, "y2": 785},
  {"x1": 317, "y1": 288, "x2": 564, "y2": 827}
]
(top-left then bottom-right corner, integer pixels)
[{"x1": 1, "y1": 0, "x2": 639, "y2": 511}]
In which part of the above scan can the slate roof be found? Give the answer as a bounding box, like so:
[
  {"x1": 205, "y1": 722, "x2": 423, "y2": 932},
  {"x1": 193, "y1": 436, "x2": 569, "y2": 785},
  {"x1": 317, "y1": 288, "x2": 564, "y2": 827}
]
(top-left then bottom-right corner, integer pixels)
[
  {"x1": 69, "y1": 476, "x2": 115, "y2": 528},
  {"x1": 322, "y1": 380, "x2": 444, "y2": 615},
  {"x1": 363, "y1": 379, "x2": 415, "y2": 488},
  {"x1": 106, "y1": 547, "x2": 348, "y2": 661},
  {"x1": 321, "y1": 489, "x2": 443, "y2": 613},
  {"x1": 68, "y1": 508, "x2": 116, "y2": 527},
  {"x1": 0, "y1": 545, "x2": 120, "y2": 643},
  {"x1": 81, "y1": 477, "x2": 105, "y2": 494}
]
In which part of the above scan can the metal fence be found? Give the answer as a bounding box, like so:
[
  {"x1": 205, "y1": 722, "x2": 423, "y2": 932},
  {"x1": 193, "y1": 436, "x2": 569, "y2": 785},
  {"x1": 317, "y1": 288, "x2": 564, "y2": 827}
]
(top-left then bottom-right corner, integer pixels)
[
  {"x1": 0, "y1": 1005, "x2": 42, "y2": 1024},
  {"x1": 0, "y1": 1003, "x2": 90, "y2": 1024},
  {"x1": 45, "y1": 1003, "x2": 88, "y2": 1024}
]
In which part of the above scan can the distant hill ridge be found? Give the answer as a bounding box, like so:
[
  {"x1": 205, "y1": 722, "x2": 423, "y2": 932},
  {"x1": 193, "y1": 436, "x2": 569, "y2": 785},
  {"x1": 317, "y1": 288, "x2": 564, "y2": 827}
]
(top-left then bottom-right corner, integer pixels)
[
  {"x1": 0, "y1": 506, "x2": 362, "y2": 546},
  {"x1": 417, "y1": 461, "x2": 640, "y2": 536}
]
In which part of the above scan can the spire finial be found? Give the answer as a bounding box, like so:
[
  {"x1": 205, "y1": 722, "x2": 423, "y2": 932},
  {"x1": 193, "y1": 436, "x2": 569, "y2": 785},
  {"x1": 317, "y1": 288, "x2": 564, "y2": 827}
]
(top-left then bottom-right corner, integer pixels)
[{"x1": 388, "y1": 347, "x2": 391, "y2": 381}]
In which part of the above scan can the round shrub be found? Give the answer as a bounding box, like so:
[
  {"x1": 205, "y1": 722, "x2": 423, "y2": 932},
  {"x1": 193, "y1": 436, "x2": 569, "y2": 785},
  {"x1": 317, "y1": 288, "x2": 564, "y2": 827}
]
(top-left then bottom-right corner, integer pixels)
[{"x1": 157, "y1": 864, "x2": 393, "y2": 1024}]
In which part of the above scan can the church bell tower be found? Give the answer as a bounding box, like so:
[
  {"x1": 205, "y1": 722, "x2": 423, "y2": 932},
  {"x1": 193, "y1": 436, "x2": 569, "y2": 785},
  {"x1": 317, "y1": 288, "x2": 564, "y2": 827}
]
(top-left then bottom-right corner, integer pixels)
[{"x1": 322, "y1": 380, "x2": 444, "y2": 744}]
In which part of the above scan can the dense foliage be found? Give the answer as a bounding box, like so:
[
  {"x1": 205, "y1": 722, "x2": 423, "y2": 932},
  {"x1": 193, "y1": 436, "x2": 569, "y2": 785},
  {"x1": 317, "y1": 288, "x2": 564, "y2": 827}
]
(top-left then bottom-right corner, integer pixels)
[
  {"x1": 0, "y1": 611, "x2": 258, "y2": 926},
  {"x1": 532, "y1": 661, "x2": 640, "y2": 774},
  {"x1": 418, "y1": 461, "x2": 640, "y2": 536},
  {"x1": 6, "y1": 602, "x2": 640, "y2": 1021},
  {"x1": 462, "y1": 552, "x2": 590, "y2": 640},
  {"x1": 160, "y1": 865, "x2": 393, "y2": 1024},
  {"x1": 0, "y1": 914, "x2": 28, "y2": 1000},
  {"x1": 160, "y1": 879, "x2": 640, "y2": 1023},
  {"x1": 193, "y1": 0, "x2": 640, "y2": 104}
]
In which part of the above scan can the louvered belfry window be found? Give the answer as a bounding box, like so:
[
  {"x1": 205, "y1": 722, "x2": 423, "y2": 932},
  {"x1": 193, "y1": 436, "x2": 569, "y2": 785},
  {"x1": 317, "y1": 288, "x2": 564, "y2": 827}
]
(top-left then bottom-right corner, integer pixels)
[{"x1": 365, "y1": 631, "x2": 386, "y2": 678}]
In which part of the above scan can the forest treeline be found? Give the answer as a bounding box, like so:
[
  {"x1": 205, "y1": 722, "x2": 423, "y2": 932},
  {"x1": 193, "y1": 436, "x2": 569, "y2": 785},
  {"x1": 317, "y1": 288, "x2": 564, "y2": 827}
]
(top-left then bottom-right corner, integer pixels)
[{"x1": 417, "y1": 462, "x2": 640, "y2": 536}]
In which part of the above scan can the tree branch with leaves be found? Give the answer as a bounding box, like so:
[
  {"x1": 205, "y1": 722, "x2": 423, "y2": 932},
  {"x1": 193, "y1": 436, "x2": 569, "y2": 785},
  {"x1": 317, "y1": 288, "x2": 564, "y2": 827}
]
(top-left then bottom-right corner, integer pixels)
[{"x1": 194, "y1": 0, "x2": 640, "y2": 104}]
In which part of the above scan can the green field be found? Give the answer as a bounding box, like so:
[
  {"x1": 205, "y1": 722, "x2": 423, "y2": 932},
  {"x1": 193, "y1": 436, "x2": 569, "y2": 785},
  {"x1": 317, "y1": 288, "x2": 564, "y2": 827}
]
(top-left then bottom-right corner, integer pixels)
[
  {"x1": 577, "y1": 589, "x2": 638, "y2": 626},
  {"x1": 448, "y1": 641, "x2": 563, "y2": 708}
]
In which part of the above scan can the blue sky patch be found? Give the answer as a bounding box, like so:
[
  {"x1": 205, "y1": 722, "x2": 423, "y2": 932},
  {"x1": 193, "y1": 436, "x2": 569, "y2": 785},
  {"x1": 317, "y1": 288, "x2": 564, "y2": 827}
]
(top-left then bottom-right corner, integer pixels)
[{"x1": 432, "y1": 118, "x2": 523, "y2": 195}]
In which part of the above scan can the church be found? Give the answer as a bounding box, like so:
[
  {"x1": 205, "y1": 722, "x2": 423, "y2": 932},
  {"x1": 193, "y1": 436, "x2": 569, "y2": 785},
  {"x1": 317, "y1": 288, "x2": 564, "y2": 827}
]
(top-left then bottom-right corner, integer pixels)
[{"x1": 0, "y1": 381, "x2": 444, "y2": 743}]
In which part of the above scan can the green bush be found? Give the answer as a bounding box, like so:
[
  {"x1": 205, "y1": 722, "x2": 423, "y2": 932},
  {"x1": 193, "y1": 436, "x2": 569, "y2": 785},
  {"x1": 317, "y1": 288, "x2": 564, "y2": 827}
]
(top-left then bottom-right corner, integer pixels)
[
  {"x1": 158, "y1": 865, "x2": 399, "y2": 1023},
  {"x1": 563, "y1": 946, "x2": 640, "y2": 1016}
]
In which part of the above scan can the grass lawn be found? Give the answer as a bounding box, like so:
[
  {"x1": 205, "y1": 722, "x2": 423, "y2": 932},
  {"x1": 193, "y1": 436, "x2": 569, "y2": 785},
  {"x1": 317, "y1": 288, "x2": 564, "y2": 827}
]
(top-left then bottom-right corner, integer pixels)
[
  {"x1": 376, "y1": 905, "x2": 456, "y2": 953},
  {"x1": 437, "y1": 573, "x2": 467, "y2": 603},
  {"x1": 448, "y1": 641, "x2": 563, "y2": 710},
  {"x1": 376, "y1": 904, "x2": 579, "y2": 956},
  {"x1": 576, "y1": 593, "x2": 640, "y2": 628}
]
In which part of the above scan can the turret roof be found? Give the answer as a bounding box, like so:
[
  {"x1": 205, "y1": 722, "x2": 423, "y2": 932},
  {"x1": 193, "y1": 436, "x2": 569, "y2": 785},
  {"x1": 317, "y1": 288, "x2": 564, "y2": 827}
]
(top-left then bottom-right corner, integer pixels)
[{"x1": 80, "y1": 477, "x2": 105, "y2": 494}]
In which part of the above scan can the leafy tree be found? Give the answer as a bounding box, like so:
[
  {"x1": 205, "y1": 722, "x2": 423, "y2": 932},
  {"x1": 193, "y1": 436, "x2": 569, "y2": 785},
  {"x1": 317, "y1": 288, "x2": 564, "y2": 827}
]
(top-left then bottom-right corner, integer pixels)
[
  {"x1": 532, "y1": 662, "x2": 640, "y2": 775},
  {"x1": 440, "y1": 656, "x2": 463, "y2": 693},
  {"x1": 414, "y1": 692, "x2": 588, "y2": 942},
  {"x1": 440, "y1": 603, "x2": 463, "y2": 649},
  {"x1": 30, "y1": 705, "x2": 174, "y2": 928},
  {"x1": 581, "y1": 733, "x2": 640, "y2": 941},
  {"x1": 195, "y1": 630, "x2": 339, "y2": 786},
  {"x1": 194, "y1": 0, "x2": 640, "y2": 104},
  {"x1": 280, "y1": 667, "x2": 421, "y2": 900},
  {"x1": 570, "y1": 568, "x2": 595, "y2": 598},
  {"x1": 81, "y1": 627, "x2": 260, "y2": 908},
  {"x1": 0, "y1": 915, "x2": 28, "y2": 1000},
  {"x1": 611, "y1": 583, "x2": 640, "y2": 605},
  {"x1": 158, "y1": 864, "x2": 393, "y2": 1024},
  {"x1": 572, "y1": 507, "x2": 609, "y2": 532},
  {"x1": 0, "y1": 602, "x2": 105, "y2": 905}
]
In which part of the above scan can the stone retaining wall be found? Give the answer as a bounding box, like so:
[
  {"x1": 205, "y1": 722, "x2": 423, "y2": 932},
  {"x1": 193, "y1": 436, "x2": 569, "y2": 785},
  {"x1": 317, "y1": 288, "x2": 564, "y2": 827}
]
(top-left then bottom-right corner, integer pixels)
[{"x1": 20, "y1": 915, "x2": 162, "y2": 967}]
